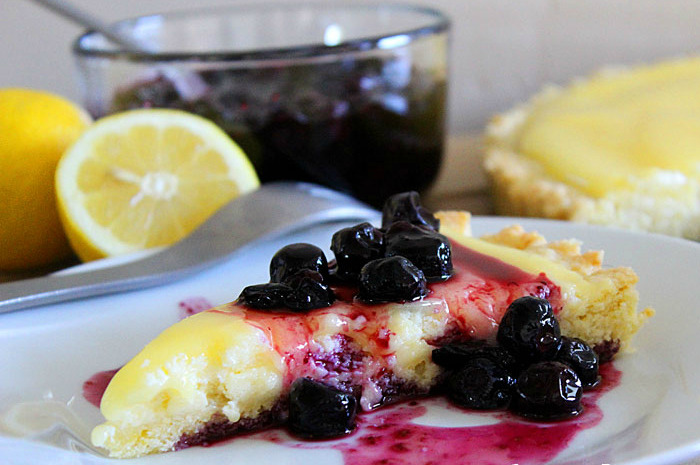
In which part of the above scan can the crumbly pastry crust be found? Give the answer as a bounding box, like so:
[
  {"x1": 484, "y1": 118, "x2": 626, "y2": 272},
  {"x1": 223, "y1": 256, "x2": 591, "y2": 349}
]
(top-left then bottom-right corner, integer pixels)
[
  {"x1": 483, "y1": 85, "x2": 700, "y2": 240},
  {"x1": 438, "y1": 211, "x2": 653, "y2": 355},
  {"x1": 93, "y1": 211, "x2": 652, "y2": 458}
]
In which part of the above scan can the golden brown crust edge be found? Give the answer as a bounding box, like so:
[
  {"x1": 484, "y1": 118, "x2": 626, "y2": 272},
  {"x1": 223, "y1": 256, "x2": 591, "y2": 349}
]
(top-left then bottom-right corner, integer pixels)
[{"x1": 436, "y1": 210, "x2": 654, "y2": 356}]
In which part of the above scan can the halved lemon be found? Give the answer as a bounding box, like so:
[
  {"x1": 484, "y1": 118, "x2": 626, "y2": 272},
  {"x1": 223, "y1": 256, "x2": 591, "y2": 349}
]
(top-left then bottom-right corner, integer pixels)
[{"x1": 56, "y1": 109, "x2": 259, "y2": 262}]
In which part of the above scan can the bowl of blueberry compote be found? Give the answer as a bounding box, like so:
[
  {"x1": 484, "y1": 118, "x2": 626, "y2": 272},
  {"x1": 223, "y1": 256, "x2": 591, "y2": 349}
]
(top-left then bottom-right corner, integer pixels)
[{"x1": 72, "y1": 3, "x2": 450, "y2": 207}]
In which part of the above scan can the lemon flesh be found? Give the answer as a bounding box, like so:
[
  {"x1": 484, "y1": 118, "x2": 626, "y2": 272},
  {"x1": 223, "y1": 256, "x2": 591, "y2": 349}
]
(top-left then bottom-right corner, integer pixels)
[
  {"x1": 516, "y1": 57, "x2": 700, "y2": 197},
  {"x1": 0, "y1": 88, "x2": 91, "y2": 271},
  {"x1": 56, "y1": 109, "x2": 259, "y2": 261}
]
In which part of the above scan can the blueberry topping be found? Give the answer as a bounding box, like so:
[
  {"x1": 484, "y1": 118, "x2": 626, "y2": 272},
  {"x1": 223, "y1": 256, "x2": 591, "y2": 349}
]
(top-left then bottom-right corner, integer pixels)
[
  {"x1": 511, "y1": 361, "x2": 583, "y2": 420},
  {"x1": 330, "y1": 222, "x2": 384, "y2": 281},
  {"x1": 445, "y1": 357, "x2": 515, "y2": 410},
  {"x1": 381, "y1": 191, "x2": 440, "y2": 231},
  {"x1": 238, "y1": 283, "x2": 292, "y2": 309},
  {"x1": 432, "y1": 341, "x2": 519, "y2": 374},
  {"x1": 283, "y1": 270, "x2": 335, "y2": 311},
  {"x1": 358, "y1": 256, "x2": 428, "y2": 303},
  {"x1": 288, "y1": 378, "x2": 358, "y2": 439},
  {"x1": 270, "y1": 243, "x2": 329, "y2": 283},
  {"x1": 496, "y1": 296, "x2": 562, "y2": 363},
  {"x1": 555, "y1": 336, "x2": 600, "y2": 388},
  {"x1": 384, "y1": 221, "x2": 452, "y2": 282}
]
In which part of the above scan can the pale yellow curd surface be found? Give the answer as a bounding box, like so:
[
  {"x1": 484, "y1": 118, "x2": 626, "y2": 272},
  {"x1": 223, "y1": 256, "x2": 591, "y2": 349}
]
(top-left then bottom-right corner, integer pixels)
[{"x1": 514, "y1": 57, "x2": 700, "y2": 197}]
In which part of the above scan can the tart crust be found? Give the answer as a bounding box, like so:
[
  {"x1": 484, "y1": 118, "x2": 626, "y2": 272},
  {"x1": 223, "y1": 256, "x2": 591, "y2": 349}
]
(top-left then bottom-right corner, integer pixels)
[{"x1": 439, "y1": 211, "x2": 652, "y2": 356}]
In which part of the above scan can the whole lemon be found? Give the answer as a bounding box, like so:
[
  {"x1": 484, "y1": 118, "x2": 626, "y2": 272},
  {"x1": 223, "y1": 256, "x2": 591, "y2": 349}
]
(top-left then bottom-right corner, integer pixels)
[{"x1": 0, "y1": 88, "x2": 91, "y2": 271}]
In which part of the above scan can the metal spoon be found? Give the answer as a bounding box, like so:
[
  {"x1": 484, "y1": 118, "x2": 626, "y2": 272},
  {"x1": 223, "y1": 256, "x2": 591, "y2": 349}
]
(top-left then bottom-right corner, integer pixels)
[{"x1": 28, "y1": 0, "x2": 207, "y2": 101}]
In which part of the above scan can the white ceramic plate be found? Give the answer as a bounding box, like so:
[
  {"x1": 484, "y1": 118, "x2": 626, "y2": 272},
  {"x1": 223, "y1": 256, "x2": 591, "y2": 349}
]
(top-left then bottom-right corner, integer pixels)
[{"x1": 1, "y1": 217, "x2": 699, "y2": 465}]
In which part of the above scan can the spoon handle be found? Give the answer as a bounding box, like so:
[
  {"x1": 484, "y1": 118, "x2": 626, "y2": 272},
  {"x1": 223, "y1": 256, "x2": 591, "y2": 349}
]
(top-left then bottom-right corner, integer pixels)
[
  {"x1": 28, "y1": 0, "x2": 145, "y2": 52},
  {"x1": 27, "y1": 0, "x2": 210, "y2": 100}
]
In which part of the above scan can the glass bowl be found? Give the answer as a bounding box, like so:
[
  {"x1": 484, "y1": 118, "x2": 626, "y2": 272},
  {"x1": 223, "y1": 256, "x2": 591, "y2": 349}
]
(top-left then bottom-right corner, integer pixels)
[{"x1": 73, "y1": 3, "x2": 450, "y2": 206}]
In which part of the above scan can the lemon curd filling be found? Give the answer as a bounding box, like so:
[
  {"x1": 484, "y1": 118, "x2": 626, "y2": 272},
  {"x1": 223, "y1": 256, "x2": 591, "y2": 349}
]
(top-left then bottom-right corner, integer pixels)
[{"x1": 513, "y1": 57, "x2": 700, "y2": 197}]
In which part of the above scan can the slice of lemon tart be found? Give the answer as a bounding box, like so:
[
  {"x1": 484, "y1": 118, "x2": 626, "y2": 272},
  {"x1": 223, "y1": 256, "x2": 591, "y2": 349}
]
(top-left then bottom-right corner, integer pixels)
[
  {"x1": 91, "y1": 193, "x2": 652, "y2": 458},
  {"x1": 484, "y1": 56, "x2": 700, "y2": 240}
]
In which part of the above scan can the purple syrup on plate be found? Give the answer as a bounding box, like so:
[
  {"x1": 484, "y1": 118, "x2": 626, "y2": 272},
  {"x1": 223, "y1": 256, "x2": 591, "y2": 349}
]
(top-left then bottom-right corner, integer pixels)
[
  {"x1": 179, "y1": 296, "x2": 214, "y2": 319},
  {"x1": 107, "y1": 61, "x2": 446, "y2": 207},
  {"x1": 208, "y1": 363, "x2": 621, "y2": 465},
  {"x1": 82, "y1": 368, "x2": 119, "y2": 408}
]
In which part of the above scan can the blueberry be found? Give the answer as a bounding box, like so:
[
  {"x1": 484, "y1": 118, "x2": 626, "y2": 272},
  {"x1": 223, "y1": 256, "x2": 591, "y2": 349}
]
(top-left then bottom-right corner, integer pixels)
[
  {"x1": 283, "y1": 270, "x2": 335, "y2": 311},
  {"x1": 238, "y1": 283, "x2": 292, "y2": 309},
  {"x1": 555, "y1": 336, "x2": 600, "y2": 388},
  {"x1": 432, "y1": 341, "x2": 520, "y2": 374},
  {"x1": 511, "y1": 361, "x2": 583, "y2": 420},
  {"x1": 330, "y1": 222, "x2": 384, "y2": 281},
  {"x1": 358, "y1": 256, "x2": 428, "y2": 303},
  {"x1": 445, "y1": 357, "x2": 515, "y2": 410},
  {"x1": 384, "y1": 221, "x2": 453, "y2": 282},
  {"x1": 496, "y1": 296, "x2": 561, "y2": 363},
  {"x1": 270, "y1": 243, "x2": 330, "y2": 283},
  {"x1": 381, "y1": 191, "x2": 439, "y2": 231},
  {"x1": 288, "y1": 378, "x2": 358, "y2": 439}
]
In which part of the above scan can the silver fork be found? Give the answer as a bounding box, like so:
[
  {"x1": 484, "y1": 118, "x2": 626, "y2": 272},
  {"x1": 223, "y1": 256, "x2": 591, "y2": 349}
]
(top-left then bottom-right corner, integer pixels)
[{"x1": 0, "y1": 182, "x2": 378, "y2": 314}]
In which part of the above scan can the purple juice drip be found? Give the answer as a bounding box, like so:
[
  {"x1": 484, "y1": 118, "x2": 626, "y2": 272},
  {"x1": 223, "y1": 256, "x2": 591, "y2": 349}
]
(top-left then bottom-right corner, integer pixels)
[
  {"x1": 179, "y1": 296, "x2": 214, "y2": 319},
  {"x1": 245, "y1": 364, "x2": 622, "y2": 465},
  {"x1": 82, "y1": 368, "x2": 119, "y2": 408}
]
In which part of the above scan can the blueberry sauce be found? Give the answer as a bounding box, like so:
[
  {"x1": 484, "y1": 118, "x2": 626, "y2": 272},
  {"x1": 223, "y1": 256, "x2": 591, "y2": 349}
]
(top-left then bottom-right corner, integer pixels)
[
  {"x1": 82, "y1": 369, "x2": 119, "y2": 408},
  {"x1": 107, "y1": 63, "x2": 447, "y2": 207},
  {"x1": 178, "y1": 296, "x2": 214, "y2": 319},
  {"x1": 227, "y1": 240, "x2": 563, "y2": 389},
  {"x1": 250, "y1": 363, "x2": 622, "y2": 465}
]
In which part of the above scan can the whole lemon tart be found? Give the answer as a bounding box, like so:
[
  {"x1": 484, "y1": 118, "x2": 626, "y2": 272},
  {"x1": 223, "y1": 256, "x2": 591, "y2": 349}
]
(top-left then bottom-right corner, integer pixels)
[
  {"x1": 484, "y1": 56, "x2": 700, "y2": 240},
  {"x1": 91, "y1": 194, "x2": 652, "y2": 458}
]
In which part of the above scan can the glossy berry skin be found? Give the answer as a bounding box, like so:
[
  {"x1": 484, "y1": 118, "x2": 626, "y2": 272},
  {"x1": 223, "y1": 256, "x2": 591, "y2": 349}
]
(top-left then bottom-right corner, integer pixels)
[
  {"x1": 555, "y1": 336, "x2": 600, "y2": 388},
  {"x1": 358, "y1": 256, "x2": 428, "y2": 303},
  {"x1": 381, "y1": 191, "x2": 439, "y2": 231},
  {"x1": 238, "y1": 283, "x2": 292, "y2": 309},
  {"x1": 445, "y1": 357, "x2": 515, "y2": 410},
  {"x1": 497, "y1": 296, "x2": 561, "y2": 363},
  {"x1": 288, "y1": 378, "x2": 358, "y2": 440},
  {"x1": 432, "y1": 341, "x2": 519, "y2": 374},
  {"x1": 270, "y1": 243, "x2": 329, "y2": 283},
  {"x1": 283, "y1": 270, "x2": 335, "y2": 311},
  {"x1": 384, "y1": 221, "x2": 453, "y2": 282},
  {"x1": 511, "y1": 361, "x2": 583, "y2": 420},
  {"x1": 330, "y1": 222, "x2": 384, "y2": 281}
]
